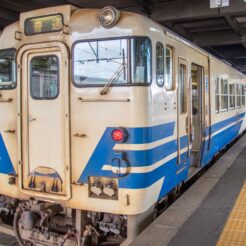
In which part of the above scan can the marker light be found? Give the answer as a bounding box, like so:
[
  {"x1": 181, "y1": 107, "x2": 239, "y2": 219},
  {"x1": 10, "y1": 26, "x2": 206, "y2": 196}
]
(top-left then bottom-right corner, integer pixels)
[
  {"x1": 111, "y1": 128, "x2": 127, "y2": 142},
  {"x1": 98, "y1": 6, "x2": 121, "y2": 28}
]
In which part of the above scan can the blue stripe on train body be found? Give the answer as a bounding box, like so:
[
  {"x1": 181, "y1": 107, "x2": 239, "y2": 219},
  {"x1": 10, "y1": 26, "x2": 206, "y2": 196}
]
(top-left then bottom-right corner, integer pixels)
[
  {"x1": 0, "y1": 134, "x2": 15, "y2": 175},
  {"x1": 78, "y1": 122, "x2": 189, "y2": 191},
  {"x1": 201, "y1": 114, "x2": 245, "y2": 167},
  {"x1": 204, "y1": 113, "x2": 245, "y2": 137},
  {"x1": 0, "y1": 112, "x2": 243, "y2": 199},
  {"x1": 78, "y1": 112, "x2": 245, "y2": 196}
]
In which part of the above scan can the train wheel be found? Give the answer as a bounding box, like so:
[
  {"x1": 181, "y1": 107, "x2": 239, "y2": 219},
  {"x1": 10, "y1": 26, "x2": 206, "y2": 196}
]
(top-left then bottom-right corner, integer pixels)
[{"x1": 13, "y1": 209, "x2": 33, "y2": 246}]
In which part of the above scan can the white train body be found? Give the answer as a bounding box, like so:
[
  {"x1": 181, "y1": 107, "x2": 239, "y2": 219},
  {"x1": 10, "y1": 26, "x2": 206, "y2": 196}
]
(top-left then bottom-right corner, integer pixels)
[{"x1": 0, "y1": 5, "x2": 245, "y2": 245}]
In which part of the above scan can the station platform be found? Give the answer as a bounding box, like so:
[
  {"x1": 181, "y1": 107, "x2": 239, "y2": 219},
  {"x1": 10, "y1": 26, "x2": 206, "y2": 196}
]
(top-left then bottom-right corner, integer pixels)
[{"x1": 131, "y1": 134, "x2": 246, "y2": 246}]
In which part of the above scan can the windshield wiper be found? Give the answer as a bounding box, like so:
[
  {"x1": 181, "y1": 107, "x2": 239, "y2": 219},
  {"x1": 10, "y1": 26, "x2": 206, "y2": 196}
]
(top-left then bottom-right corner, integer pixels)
[{"x1": 100, "y1": 49, "x2": 126, "y2": 96}]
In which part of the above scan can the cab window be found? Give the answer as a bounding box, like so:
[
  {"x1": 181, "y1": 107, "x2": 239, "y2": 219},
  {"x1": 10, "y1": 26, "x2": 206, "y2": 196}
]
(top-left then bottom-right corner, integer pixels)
[
  {"x1": 73, "y1": 39, "x2": 128, "y2": 86},
  {"x1": 73, "y1": 37, "x2": 152, "y2": 86},
  {"x1": 0, "y1": 49, "x2": 16, "y2": 89}
]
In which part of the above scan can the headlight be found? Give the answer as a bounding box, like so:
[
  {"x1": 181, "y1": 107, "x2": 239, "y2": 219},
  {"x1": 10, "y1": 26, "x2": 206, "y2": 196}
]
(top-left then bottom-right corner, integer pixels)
[{"x1": 98, "y1": 6, "x2": 121, "y2": 28}]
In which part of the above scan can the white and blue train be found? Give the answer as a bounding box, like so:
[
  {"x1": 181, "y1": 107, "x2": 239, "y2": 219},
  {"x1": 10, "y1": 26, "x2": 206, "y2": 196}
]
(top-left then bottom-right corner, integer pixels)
[{"x1": 0, "y1": 5, "x2": 245, "y2": 246}]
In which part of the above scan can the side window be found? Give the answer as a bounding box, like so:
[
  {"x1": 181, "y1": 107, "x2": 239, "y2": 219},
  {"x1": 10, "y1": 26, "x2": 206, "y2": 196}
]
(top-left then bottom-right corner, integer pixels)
[
  {"x1": 165, "y1": 45, "x2": 174, "y2": 90},
  {"x1": 236, "y1": 84, "x2": 241, "y2": 108},
  {"x1": 179, "y1": 63, "x2": 187, "y2": 113},
  {"x1": 229, "y1": 84, "x2": 235, "y2": 110},
  {"x1": 131, "y1": 38, "x2": 152, "y2": 84},
  {"x1": 30, "y1": 56, "x2": 59, "y2": 99},
  {"x1": 241, "y1": 85, "x2": 245, "y2": 107},
  {"x1": 0, "y1": 49, "x2": 16, "y2": 89},
  {"x1": 215, "y1": 77, "x2": 220, "y2": 113},
  {"x1": 220, "y1": 78, "x2": 228, "y2": 111},
  {"x1": 156, "y1": 42, "x2": 164, "y2": 86}
]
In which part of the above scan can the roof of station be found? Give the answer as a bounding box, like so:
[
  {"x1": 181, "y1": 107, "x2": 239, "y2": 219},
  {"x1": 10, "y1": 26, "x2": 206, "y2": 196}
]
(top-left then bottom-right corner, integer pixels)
[{"x1": 0, "y1": 0, "x2": 246, "y2": 74}]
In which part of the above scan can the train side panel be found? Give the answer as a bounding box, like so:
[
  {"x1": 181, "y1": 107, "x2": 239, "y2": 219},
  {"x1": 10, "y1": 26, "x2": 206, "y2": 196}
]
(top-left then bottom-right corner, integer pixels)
[
  {"x1": 201, "y1": 60, "x2": 246, "y2": 166},
  {"x1": 0, "y1": 23, "x2": 23, "y2": 199}
]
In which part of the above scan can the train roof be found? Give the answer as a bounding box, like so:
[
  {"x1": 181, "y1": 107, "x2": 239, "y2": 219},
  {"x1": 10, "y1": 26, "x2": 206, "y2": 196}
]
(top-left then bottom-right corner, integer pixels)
[
  {"x1": 163, "y1": 27, "x2": 245, "y2": 77},
  {"x1": 0, "y1": 5, "x2": 245, "y2": 77}
]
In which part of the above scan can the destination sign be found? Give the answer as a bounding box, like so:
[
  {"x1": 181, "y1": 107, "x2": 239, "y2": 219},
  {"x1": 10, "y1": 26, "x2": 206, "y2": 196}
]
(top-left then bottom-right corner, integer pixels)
[{"x1": 25, "y1": 14, "x2": 63, "y2": 35}]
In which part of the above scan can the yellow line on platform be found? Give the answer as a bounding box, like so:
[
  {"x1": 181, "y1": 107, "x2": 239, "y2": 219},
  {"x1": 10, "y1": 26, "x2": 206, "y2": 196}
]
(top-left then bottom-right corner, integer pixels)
[{"x1": 217, "y1": 182, "x2": 246, "y2": 246}]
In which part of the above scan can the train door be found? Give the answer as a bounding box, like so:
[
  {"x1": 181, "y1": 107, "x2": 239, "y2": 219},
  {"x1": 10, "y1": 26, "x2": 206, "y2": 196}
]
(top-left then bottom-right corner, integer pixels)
[
  {"x1": 17, "y1": 42, "x2": 70, "y2": 200},
  {"x1": 190, "y1": 64, "x2": 203, "y2": 174},
  {"x1": 177, "y1": 58, "x2": 190, "y2": 164}
]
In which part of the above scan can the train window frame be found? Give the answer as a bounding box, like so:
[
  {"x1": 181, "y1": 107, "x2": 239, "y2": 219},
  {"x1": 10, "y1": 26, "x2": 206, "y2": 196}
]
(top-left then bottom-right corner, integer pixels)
[
  {"x1": 131, "y1": 38, "x2": 152, "y2": 84},
  {"x1": 215, "y1": 77, "x2": 220, "y2": 114},
  {"x1": 236, "y1": 83, "x2": 241, "y2": 108},
  {"x1": 156, "y1": 42, "x2": 164, "y2": 87},
  {"x1": 0, "y1": 48, "x2": 17, "y2": 90},
  {"x1": 30, "y1": 55, "x2": 60, "y2": 100},
  {"x1": 241, "y1": 84, "x2": 245, "y2": 107},
  {"x1": 229, "y1": 83, "x2": 235, "y2": 110},
  {"x1": 165, "y1": 45, "x2": 175, "y2": 91},
  {"x1": 179, "y1": 63, "x2": 187, "y2": 114},
  {"x1": 220, "y1": 78, "x2": 228, "y2": 112},
  {"x1": 71, "y1": 36, "x2": 152, "y2": 88}
]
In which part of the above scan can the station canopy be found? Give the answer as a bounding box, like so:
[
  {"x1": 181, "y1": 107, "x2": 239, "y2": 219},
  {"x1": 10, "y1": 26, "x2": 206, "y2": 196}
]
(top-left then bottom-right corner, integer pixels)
[{"x1": 0, "y1": 0, "x2": 246, "y2": 74}]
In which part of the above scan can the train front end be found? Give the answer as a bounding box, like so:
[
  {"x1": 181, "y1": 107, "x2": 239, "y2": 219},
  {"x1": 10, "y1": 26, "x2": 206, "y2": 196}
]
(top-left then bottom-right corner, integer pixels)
[{"x1": 0, "y1": 5, "x2": 176, "y2": 246}]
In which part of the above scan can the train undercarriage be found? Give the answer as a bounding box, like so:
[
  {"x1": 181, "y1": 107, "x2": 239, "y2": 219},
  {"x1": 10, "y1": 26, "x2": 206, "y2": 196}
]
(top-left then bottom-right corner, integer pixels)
[
  {"x1": 0, "y1": 196, "x2": 131, "y2": 246},
  {"x1": 0, "y1": 195, "x2": 157, "y2": 246}
]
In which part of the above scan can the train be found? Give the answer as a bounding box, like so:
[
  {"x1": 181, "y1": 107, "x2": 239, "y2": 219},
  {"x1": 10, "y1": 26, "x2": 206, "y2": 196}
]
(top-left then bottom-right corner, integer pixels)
[{"x1": 0, "y1": 4, "x2": 245, "y2": 246}]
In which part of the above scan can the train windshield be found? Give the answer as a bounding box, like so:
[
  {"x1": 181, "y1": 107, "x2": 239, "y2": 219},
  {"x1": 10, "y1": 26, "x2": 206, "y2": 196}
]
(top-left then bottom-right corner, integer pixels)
[
  {"x1": 73, "y1": 37, "x2": 151, "y2": 86},
  {"x1": 0, "y1": 49, "x2": 16, "y2": 89}
]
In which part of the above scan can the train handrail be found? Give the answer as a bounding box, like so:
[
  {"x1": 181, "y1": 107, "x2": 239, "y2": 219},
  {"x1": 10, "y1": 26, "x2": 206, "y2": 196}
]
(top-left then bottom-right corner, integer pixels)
[
  {"x1": 0, "y1": 98, "x2": 13, "y2": 103},
  {"x1": 78, "y1": 97, "x2": 130, "y2": 102}
]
